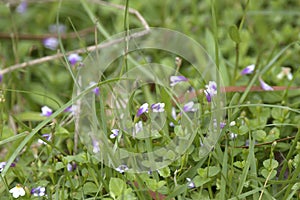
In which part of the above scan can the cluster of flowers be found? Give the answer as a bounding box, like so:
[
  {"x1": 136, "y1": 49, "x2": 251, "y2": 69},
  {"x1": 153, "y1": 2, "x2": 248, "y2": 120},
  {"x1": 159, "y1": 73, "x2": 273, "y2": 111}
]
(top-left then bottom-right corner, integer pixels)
[{"x1": 1, "y1": 162, "x2": 46, "y2": 198}]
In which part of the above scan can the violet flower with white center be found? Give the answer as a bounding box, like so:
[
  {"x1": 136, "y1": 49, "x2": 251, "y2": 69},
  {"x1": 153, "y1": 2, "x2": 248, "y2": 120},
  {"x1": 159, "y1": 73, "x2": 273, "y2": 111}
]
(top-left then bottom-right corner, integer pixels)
[
  {"x1": 110, "y1": 129, "x2": 119, "y2": 139},
  {"x1": 68, "y1": 53, "x2": 82, "y2": 66},
  {"x1": 0, "y1": 162, "x2": 6, "y2": 173},
  {"x1": 186, "y1": 178, "x2": 195, "y2": 188},
  {"x1": 9, "y1": 184, "x2": 26, "y2": 198},
  {"x1": 41, "y1": 106, "x2": 52, "y2": 117},
  {"x1": 64, "y1": 105, "x2": 77, "y2": 115},
  {"x1": 213, "y1": 119, "x2": 226, "y2": 129},
  {"x1": 183, "y1": 101, "x2": 196, "y2": 112},
  {"x1": 89, "y1": 82, "x2": 100, "y2": 95},
  {"x1": 43, "y1": 37, "x2": 58, "y2": 50},
  {"x1": 115, "y1": 164, "x2": 129, "y2": 173},
  {"x1": 259, "y1": 77, "x2": 274, "y2": 91},
  {"x1": 137, "y1": 103, "x2": 149, "y2": 116},
  {"x1": 31, "y1": 186, "x2": 46, "y2": 197},
  {"x1": 16, "y1": 1, "x2": 27, "y2": 14},
  {"x1": 38, "y1": 134, "x2": 51, "y2": 144},
  {"x1": 67, "y1": 163, "x2": 76, "y2": 172},
  {"x1": 204, "y1": 81, "x2": 217, "y2": 102},
  {"x1": 170, "y1": 75, "x2": 188, "y2": 86},
  {"x1": 241, "y1": 64, "x2": 255, "y2": 75},
  {"x1": 277, "y1": 67, "x2": 293, "y2": 80},
  {"x1": 151, "y1": 102, "x2": 165, "y2": 113}
]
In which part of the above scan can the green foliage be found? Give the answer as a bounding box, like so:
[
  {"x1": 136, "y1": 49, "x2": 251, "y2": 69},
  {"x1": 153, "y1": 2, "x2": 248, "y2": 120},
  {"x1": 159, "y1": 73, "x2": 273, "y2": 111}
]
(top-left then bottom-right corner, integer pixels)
[{"x1": 0, "y1": 0, "x2": 299, "y2": 199}]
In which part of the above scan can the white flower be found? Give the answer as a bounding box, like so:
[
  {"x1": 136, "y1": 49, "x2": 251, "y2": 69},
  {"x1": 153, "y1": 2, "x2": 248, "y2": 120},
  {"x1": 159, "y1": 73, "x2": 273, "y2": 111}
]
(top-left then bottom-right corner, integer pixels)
[
  {"x1": 110, "y1": 129, "x2": 119, "y2": 139},
  {"x1": 151, "y1": 103, "x2": 165, "y2": 112},
  {"x1": 9, "y1": 185, "x2": 26, "y2": 198},
  {"x1": 277, "y1": 67, "x2": 293, "y2": 80},
  {"x1": 186, "y1": 178, "x2": 195, "y2": 188},
  {"x1": 229, "y1": 121, "x2": 236, "y2": 126},
  {"x1": 115, "y1": 164, "x2": 129, "y2": 173},
  {"x1": 230, "y1": 132, "x2": 238, "y2": 139}
]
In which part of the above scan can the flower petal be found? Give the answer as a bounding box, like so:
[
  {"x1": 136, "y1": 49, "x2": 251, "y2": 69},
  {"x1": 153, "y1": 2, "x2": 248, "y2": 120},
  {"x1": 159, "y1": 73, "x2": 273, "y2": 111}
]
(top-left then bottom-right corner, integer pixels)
[
  {"x1": 241, "y1": 64, "x2": 255, "y2": 75},
  {"x1": 259, "y1": 77, "x2": 273, "y2": 91}
]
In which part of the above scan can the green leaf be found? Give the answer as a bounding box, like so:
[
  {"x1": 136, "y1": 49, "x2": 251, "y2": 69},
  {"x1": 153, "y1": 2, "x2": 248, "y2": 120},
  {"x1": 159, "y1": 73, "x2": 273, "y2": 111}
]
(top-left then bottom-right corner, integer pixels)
[
  {"x1": 263, "y1": 159, "x2": 279, "y2": 170},
  {"x1": 157, "y1": 166, "x2": 170, "y2": 178},
  {"x1": 15, "y1": 112, "x2": 47, "y2": 121},
  {"x1": 83, "y1": 182, "x2": 99, "y2": 194},
  {"x1": 238, "y1": 125, "x2": 249, "y2": 135},
  {"x1": 253, "y1": 130, "x2": 266, "y2": 141},
  {"x1": 55, "y1": 162, "x2": 65, "y2": 171},
  {"x1": 228, "y1": 25, "x2": 241, "y2": 43},
  {"x1": 261, "y1": 169, "x2": 277, "y2": 179},
  {"x1": 207, "y1": 166, "x2": 220, "y2": 177},
  {"x1": 109, "y1": 178, "x2": 126, "y2": 199},
  {"x1": 193, "y1": 175, "x2": 211, "y2": 187},
  {"x1": 233, "y1": 161, "x2": 245, "y2": 169},
  {"x1": 63, "y1": 153, "x2": 88, "y2": 164}
]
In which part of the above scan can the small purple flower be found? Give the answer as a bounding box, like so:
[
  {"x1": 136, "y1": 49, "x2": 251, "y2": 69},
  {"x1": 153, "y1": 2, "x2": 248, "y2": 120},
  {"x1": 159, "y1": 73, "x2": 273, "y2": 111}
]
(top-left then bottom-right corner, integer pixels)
[
  {"x1": 213, "y1": 119, "x2": 226, "y2": 129},
  {"x1": 92, "y1": 140, "x2": 100, "y2": 153},
  {"x1": 64, "y1": 105, "x2": 77, "y2": 115},
  {"x1": 0, "y1": 74, "x2": 2, "y2": 83},
  {"x1": 183, "y1": 101, "x2": 196, "y2": 112},
  {"x1": 241, "y1": 64, "x2": 255, "y2": 75},
  {"x1": 170, "y1": 75, "x2": 188, "y2": 86},
  {"x1": 41, "y1": 106, "x2": 53, "y2": 117},
  {"x1": 38, "y1": 134, "x2": 52, "y2": 144},
  {"x1": 89, "y1": 82, "x2": 100, "y2": 95},
  {"x1": 68, "y1": 53, "x2": 82, "y2": 66},
  {"x1": 16, "y1": 1, "x2": 27, "y2": 14},
  {"x1": 115, "y1": 164, "x2": 129, "y2": 173},
  {"x1": 186, "y1": 178, "x2": 195, "y2": 188},
  {"x1": 259, "y1": 77, "x2": 273, "y2": 91},
  {"x1": 31, "y1": 186, "x2": 46, "y2": 197},
  {"x1": 220, "y1": 122, "x2": 226, "y2": 129},
  {"x1": 110, "y1": 129, "x2": 119, "y2": 139},
  {"x1": 151, "y1": 102, "x2": 165, "y2": 113},
  {"x1": 0, "y1": 162, "x2": 6, "y2": 172},
  {"x1": 137, "y1": 103, "x2": 149, "y2": 116},
  {"x1": 43, "y1": 37, "x2": 58, "y2": 50},
  {"x1": 0, "y1": 162, "x2": 16, "y2": 173},
  {"x1": 67, "y1": 163, "x2": 77, "y2": 172},
  {"x1": 204, "y1": 81, "x2": 217, "y2": 102}
]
